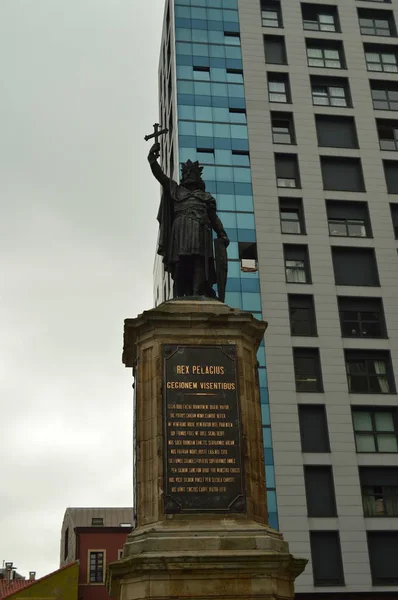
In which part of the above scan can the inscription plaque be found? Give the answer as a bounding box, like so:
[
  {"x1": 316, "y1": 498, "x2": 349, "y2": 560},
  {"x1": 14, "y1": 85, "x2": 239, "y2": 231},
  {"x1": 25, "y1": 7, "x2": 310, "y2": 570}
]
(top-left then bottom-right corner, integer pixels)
[{"x1": 163, "y1": 344, "x2": 245, "y2": 514}]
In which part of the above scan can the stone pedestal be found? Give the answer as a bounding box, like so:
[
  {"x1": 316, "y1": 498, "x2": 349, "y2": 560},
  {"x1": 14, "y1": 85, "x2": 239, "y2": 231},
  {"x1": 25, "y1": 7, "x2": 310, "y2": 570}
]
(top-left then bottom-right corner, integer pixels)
[{"x1": 107, "y1": 299, "x2": 306, "y2": 600}]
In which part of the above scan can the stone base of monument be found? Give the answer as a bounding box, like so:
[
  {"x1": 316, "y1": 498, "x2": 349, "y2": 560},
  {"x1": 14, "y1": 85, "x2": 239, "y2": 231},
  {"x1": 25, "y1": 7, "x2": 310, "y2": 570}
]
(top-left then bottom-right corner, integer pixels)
[{"x1": 107, "y1": 299, "x2": 307, "y2": 600}]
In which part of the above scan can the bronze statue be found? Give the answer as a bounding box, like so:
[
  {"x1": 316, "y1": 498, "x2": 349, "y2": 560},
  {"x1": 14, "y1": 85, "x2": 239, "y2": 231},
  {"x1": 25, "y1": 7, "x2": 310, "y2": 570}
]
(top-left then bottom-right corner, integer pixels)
[{"x1": 147, "y1": 140, "x2": 229, "y2": 300}]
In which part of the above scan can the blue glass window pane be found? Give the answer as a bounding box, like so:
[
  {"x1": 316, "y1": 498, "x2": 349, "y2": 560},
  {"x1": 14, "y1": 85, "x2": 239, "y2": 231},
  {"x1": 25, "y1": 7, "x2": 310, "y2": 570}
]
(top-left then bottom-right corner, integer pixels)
[
  {"x1": 194, "y1": 81, "x2": 211, "y2": 95},
  {"x1": 178, "y1": 93, "x2": 195, "y2": 105},
  {"x1": 209, "y1": 8, "x2": 223, "y2": 20},
  {"x1": 267, "y1": 491, "x2": 277, "y2": 513},
  {"x1": 217, "y1": 194, "x2": 235, "y2": 211},
  {"x1": 214, "y1": 123, "x2": 230, "y2": 137},
  {"x1": 212, "y1": 96, "x2": 229, "y2": 108},
  {"x1": 219, "y1": 211, "x2": 236, "y2": 228},
  {"x1": 228, "y1": 84, "x2": 245, "y2": 98},
  {"x1": 178, "y1": 105, "x2": 195, "y2": 119},
  {"x1": 268, "y1": 512, "x2": 279, "y2": 531},
  {"x1": 242, "y1": 277, "x2": 260, "y2": 293},
  {"x1": 177, "y1": 42, "x2": 193, "y2": 56},
  {"x1": 225, "y1": 291, "x2": 242, "y2": 308},
  {"x1": 215, "y1": 149, "x2": 232, "y2": 164},
  {"x1": 216, "y1": 166, "x2": 233, "y2": 181},
  {"x1": 260, "y1": 387, "x2": 269, "y2": 404},
  {"x1": 227, "y1": 72, "x2": 244, "y2": 83},
  {"x1": 225, "y1": 46, "x2": 242, "y2": 60},
  {"x1": 211, "y1": 68, "x2": 227, "y2": 82},
  {"x1": 176, "y1": 28, "x2": 192, "y2": 42},
  {"x1": 206, "y1": 181, "x2": 216, "y2": 193},
  {"x1": 177, "y1": 55, "x2": 194, "y2": 67},
  {"x1": 207, "y1": 20, "x2": 224, "y2": 31},
  {"x1": 230, "y1": 110, "x2": 247, "y2": 123},
  {"x1": 179, "y1": 148, "x2": 197, "y2": 162},
  {"x1": 192, "y1": 6, "x2": 207, "y2": 19},
  {"x1": 261, "y1": 404, "x2": 270, "y2": 425},
  {"x1": 226, "y1": 60, "x2": 244, "y2": 72},
  {"x1": 193, "y1": 69, "x2": 210, "y2": 81},
  {"x1": 226, "y1": 277, "x2": 241, "y2": 292},
  {"x1": 175, "y1": 6, "x2": 191, "y2": 18},
  {"x1": 214, "y1": 136, "x2": 232, "y2": 149},
  {"x1": 193, "y1": 43, "x2": 209, "y2": 57},
  {"x1": 235, "y1": 182, "x2": 252, "y2": 195},
  {"x1": 194, "y1": 94, "x2": 212, "y2": 106},
  {"x1": 178, "y1": 80, "x2": 194, "y2": 94},
  {"x1": 193, "y1": 56, "x2": 210, "y2": 68},
  {"x1": 222, "y1": 0, "x2": 238, "y2": 8},
  {"x1": 196, "y1": 135, "x2": 214, "y2": 147},
  {"x1": 177, "y1": 65, "x2": 193, "y2": 79},
  {"x1": 265, "y1": 465, "x2": 275, "y2": 489},
  {"x1": 224, "y1": 21, "x2": 240, "y2": 32},
  {"x1": 179, "y1": 135, "x2": 197, "y2": 147},
  {"x1": 179, "y1": 121, "x2": 196, "y2": 135},
  {"x1": 231, "y1": 138, "x2": 249, "y2": 151},
  {"x1": 210, "y1": 57, "x2": 227, "y2": 68},
  {"x1": 231, "y1": 124, "x2": 248, "y2": 139},
  {"x1": 232, "y1": 153, "x2": 250, "y2": 166},
  {"x1": 236, "y1": 195, "x2": 254, "y2": 211},
  {"x1": 194, "y1": 0, "x2": 207, "y2": 5},
  {"x1": 210, "y1": 45, "x2": 225, "y2": 58},
  {"x1": 203, "y1": 165, "x2": 216, "y2": 181},
  {"x1": 196, "y1": 122, "x2": 213, "y2": 136},
  {"x1": 216, "y1": 180, "x2": 234, "y2": 194},
  {"x1": 197, "y1": 151, "x2": 215, "y2": 164},
  {"x1": 175, "y1": 18, "x2": 192, "y2": 29},
  {"x1": 191, "y1": 19, "x2": 208, "y2": 30},
  {"x1": 225, "y1": 227, "x2": 238, "y2": 241},
  {"x1": 213, "y1": 107, "x2": 230, "y2": 121},
  {"x1": 192, "y1": 29, "x2": 209, "y2": 43},
  {"x1": 234, "y1": 168, "x2": 251, "y2": 183},
  {"x1": 224, "y1": 10, "x2": 240, "y2": 23},
  {"x1": 264, "y1": 448, "x2": 274, "y2": 465},
  {"x1": 263, "y1": 427, "x2": 272, "y2": 449},
  {"x1": 211, "y1": 0, "x2": 222, "y2": 6},
  {"x1": 242, "y1": 293, "x2": 261, "y2": 312},
  {"x1": 208, "y1": 30, "x2": 224, "y2": 43},
  {"x1": 227, "y1": 260, "x2": 240, "y2": 277},
  {"x1": 195, "y1": 106, "x2": 212, "y2": 120},
  {"x1": 212, "y1": 82, "x2": 228, "y2": 97},
  {"x1": 237, "y1": 229, "x2": 256, "y2": 243},
  {"x1": 259, "y1": 369, "x2": 268, "y2": 388},
  {"x1": 237, "y1": 212, "x2": 255, "y2": 228}
]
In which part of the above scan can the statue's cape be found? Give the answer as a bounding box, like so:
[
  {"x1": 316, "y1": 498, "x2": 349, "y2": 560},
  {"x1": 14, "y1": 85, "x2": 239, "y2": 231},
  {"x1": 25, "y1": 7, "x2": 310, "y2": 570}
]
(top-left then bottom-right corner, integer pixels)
[{"x1": 156, "y1": 182, "x2": 174, "y2": 274}]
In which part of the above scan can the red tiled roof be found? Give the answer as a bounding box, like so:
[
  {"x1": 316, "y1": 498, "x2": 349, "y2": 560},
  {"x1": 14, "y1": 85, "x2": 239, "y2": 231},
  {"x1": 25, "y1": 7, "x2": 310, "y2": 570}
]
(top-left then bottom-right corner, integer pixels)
[
  {"x1": 0, "y1": 579, "x2": 32, "y2": 599},
  {"x1": 0, "y1": 562, "x2": 78, "y2": 600}
]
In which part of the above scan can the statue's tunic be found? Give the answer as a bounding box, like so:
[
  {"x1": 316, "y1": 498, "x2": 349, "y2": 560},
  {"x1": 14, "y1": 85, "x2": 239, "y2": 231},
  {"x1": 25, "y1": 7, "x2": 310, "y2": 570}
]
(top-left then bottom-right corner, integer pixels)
[{"x1": 169, "y1": 181, "x2": 215, "y2": 264}]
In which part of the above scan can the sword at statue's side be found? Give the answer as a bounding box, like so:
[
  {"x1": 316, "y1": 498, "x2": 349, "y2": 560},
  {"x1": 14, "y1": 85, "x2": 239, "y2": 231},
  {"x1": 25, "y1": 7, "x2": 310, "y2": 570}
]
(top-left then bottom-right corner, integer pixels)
[{"x1": 144, "y1": 123, "x2": 169, "y2": 158}]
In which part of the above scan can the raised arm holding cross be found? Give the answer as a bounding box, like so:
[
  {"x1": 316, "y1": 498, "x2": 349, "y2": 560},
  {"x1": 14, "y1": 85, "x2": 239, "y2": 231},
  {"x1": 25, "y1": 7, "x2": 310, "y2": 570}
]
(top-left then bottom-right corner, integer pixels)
[{"x1": 144, "y1": 123, "x2": 168, "y2": 158}]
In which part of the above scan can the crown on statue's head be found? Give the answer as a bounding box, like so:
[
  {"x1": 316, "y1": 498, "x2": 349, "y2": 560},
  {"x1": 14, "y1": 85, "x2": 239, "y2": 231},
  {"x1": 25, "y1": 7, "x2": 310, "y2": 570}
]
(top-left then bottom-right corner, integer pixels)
[{"x1": 181, "y1": 160, "x2": 204, "y2": 179}]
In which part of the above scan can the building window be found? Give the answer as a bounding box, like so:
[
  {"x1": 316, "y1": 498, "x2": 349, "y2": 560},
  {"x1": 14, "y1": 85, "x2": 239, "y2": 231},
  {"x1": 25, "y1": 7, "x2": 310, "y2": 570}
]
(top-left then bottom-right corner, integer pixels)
[
  {"x1": 345, "y1": 350, "x2": 395, "y2": 394},
  {"x1": 264, "y1": 35, "x2": 287, "y2": 64},
  {"x1": 261, "y1": 1, "x2": 283, "y2": 28},
  {"x1": 353, "y1": 408, "x2": 398, "y2": 452},
  {"x1": 371, "y1": 82, "x2": 398, "y2": 110},
  {"x1": 316, "y1": 115, "x2": 358, "y2": 149},
  {"x1": 326, "y1": 200, "x2": 371, "y2": 238},
  {"x1": 368, "y1": 532, "x2": 398, "y2": 585},
  {"x1": 239, "y1": 241, "x2": 258, "y2": 273},
  {"x1": 332, "y1": 247, "x2": 379, "y2": 286},
  {"x1": 275, "y1": 153, "x2": 300, "y2": 188},
  {"x1": 302, "y1": 3, "x2": 339, "y2": 32},
  {"x1": 365, "y1": 45, "x2": 398, "y2": 72},
  {"x1": 64, "y1": 528, "x2": 69, "y2": 561},
  {"x1": 293, "y1": 348, "x2": 323, "y2": 392},
  {"x1": 358, "y1": 9, "x2": 396, "y2": 36},
  {"x1": 321, "y1": 157, "x2": 365, "y2": 192},
  {"x1": 305, "y1": 466, "x2": 337, "y2": 517},
  {"x1": 279, "y1": 198, "x2": 305, "y2": 234},
  {"x1": 338, "y1": 297, "x2": 386, "y2": 338},
  {"x1": 391, "y1": 204, "x2": 398, "y2": 238},
  {"x1": 268, "y1": 74, "x2": 290, "y2": 103},
  {"x1": 306, "y1": 42, "x2": 344, "y2": 69},
  {"x1": 284, "y1": 244, "x2": 311, "y2": 284},
  {"x1": 89, "y1": 551, "x2": 104, "y2": 583},
  {"x1": 298, "y1": 405, "x2": 330, "y2": 452},
  {"x1": 91, "y1": 517, "x2": 104, "y2": 526},
  {"x1": 118, "y1": 549, "x2": 123, "y2": 559},
  {"x1": 311, "y1": 77, "x2": 350, "y2": 107},
  {"x1": 310, "y1": 531, "x2": 345, "y2": 586},
  {"x1": 377, "y1": 119, "x2": 398, "y2": 150},
  {"x1": 288, "y1": 295, "x2": 317, "y2": 336},
  {"x1": 272, "y1": 112, "x2": 295, "y2": 144},
  {"x1": 384, "y1": 160, "x2": 398, "y2": 193},
  {"x1": 360, "y1": 467, "x2": 398, "y2": 516}
]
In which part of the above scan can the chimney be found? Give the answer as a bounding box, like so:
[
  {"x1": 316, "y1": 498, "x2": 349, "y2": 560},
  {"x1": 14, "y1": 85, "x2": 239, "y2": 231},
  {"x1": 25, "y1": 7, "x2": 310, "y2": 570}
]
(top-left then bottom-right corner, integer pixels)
[
  {"x1": 5, "y1": 563, "x2": 13, "y2": 582},
  {"x1": 29, "y1": 572, "x2": 36, "y2": 581}
]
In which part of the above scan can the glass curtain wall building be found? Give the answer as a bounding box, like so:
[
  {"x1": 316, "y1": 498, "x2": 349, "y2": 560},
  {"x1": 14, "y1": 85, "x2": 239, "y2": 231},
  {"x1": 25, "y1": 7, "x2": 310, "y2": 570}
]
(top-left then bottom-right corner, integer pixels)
[{"x1": 154, "y1": 0, "x2": 398, "y2": 597}]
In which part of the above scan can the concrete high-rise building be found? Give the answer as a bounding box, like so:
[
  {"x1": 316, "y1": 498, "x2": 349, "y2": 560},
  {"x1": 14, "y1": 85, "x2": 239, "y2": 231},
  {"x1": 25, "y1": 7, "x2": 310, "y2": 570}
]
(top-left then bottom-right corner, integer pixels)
[{"x1": 153, "y1": 0, "x2": 398, "y2": 597}]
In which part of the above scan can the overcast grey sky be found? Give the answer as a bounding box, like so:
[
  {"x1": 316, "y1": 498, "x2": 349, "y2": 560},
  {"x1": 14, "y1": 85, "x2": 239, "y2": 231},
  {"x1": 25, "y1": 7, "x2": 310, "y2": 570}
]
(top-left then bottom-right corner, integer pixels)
[{"x1": 0, "y1": 0, "x2": 164, "y2": 578}]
